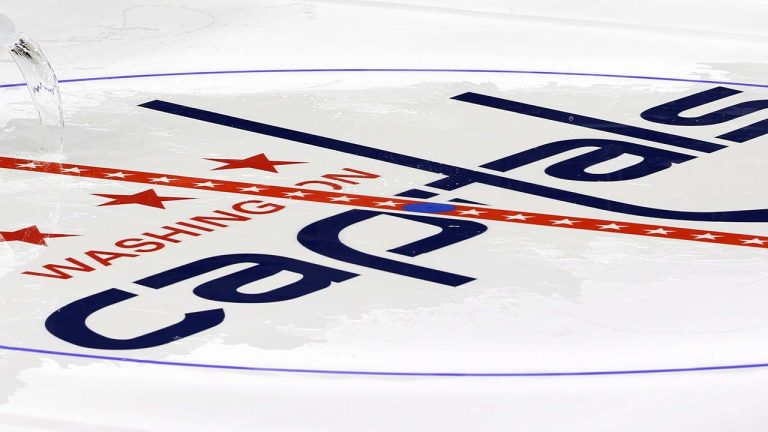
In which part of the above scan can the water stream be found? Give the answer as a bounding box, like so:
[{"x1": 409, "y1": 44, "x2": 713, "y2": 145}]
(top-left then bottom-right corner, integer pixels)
[
  {"x1": 7, "y1": 35, "x2": 63, "y2": 154},
  {"x1": 1, "y1": 14, "x2": 64, "y2": 154}
]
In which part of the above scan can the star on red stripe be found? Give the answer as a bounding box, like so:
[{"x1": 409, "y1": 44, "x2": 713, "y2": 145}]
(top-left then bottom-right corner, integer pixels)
[
  {"x1": 0, "y1": 226, "x2": 77, "y2": 246},
  {"x1": 4, "y1": 155, "x2": 768, "y2": 252},
  {"x1": 205, "y1": 153, "x2": 306, "y2": 173},
  {"x1": 94, "y1": 189, "x2": 194, "y2": 209}
]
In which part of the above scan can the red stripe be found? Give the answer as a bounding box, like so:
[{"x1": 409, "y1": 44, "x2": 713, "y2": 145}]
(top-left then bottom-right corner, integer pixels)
[{"x1": 2, "y1": 156, "x2": 766, "y2": 250}]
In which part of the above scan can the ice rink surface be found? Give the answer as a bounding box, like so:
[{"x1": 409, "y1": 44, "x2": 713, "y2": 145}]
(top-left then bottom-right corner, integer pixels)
[{"x1": 2, "y1": 1, "x2": 768, "y2": 430}]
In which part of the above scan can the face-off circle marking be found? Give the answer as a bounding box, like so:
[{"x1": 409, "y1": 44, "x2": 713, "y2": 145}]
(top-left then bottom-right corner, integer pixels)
[{"x1": 2, "y1": 69, "x2": 768, "y2": 377}]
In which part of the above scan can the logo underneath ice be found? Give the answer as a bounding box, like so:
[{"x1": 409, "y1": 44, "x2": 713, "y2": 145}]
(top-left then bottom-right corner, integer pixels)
[{"x1": 1, "y1": 13, "x2": 63, "y2": 155}]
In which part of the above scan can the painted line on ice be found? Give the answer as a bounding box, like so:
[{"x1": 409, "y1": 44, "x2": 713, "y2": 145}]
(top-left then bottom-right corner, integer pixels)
[
  {"x1": 3, "y1": 343, "x2": 768, "y2": 377},
  {"x1": 1, "y1": 155, "x2": 767, "y2": 249},
  {"x1": 3, "y1": 68, "x2": 768, "y2": 89}
]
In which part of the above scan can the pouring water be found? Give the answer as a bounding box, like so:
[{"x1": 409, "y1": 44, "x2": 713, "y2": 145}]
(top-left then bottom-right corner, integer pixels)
[{"x1": 1, "y1": 13, "x2": 63, "y2": 155}]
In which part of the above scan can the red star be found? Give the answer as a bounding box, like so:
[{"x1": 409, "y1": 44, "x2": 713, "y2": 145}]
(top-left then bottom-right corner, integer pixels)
[
  {"x1": 205, "y1": 153, "x2": 306, "y2": 173},
  {"x1": 0, "y1": 225, "x2": 77, "y2": 246},
  {"x1": 94, "y1": 189, "x2": 194, "y2": 209}
]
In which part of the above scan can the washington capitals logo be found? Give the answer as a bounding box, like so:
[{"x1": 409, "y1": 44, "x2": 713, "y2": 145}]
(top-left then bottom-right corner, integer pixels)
[{"x1": 5, "y1": 83, "x2": 768, "y2": 350}]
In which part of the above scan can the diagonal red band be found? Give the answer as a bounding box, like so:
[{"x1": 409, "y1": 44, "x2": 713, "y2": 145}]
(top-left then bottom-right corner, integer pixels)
[{"x1": 1, "y1": 155, "x2": 767, "y2": 250}]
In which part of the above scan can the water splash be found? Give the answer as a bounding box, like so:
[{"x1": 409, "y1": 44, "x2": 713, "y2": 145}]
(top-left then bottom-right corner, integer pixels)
[
  {"x1": 7, "y1": 35, "x2": 64, "y2": 154},
  {"x1": 1, "y1": 14, "x2": 63, "y2": 155}
]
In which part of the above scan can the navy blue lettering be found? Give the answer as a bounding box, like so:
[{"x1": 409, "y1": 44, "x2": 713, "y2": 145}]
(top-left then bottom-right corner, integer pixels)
[
  {"x1": 482, "y1": 138, "x2": 695, "y2": 181},
  {"x1": 641, "y1": 86, "x2": 768, "y2": 143},
  {"x1": 450, "y1": 92, "x2": 724, "y2": 153},
  {"x1": 135, "y1": 254, "x2": 358, "y2": 303},
  {"x1": 45, "y1": 288, "x2": 225, "y2": 350},
  {"x1": 297, "y1": 210, "x2": 485, "y2": 286}
]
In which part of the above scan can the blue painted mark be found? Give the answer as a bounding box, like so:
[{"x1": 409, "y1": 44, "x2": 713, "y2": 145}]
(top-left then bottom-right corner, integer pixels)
[{"x1": 402, "y1": 203, "x2": 457, "y2": 213}]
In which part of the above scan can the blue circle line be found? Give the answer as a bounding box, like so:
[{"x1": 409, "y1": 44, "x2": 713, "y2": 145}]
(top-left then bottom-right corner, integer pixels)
[
  {"x1": 2, "y1": 343, "x2": 767, "y2": 377},
  {"x1": 2, "y1": 67, "x2": 768, "y2": 377},
  {"x1": 2, "y1": 68, "x2": 768, "y2": 89}
]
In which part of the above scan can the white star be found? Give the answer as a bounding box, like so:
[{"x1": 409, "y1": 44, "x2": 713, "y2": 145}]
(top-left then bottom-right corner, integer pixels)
[
  {"x1": 693, "y1": 233, "x2": 721, "y2": 240},
  {"x1": 284, "y1": 191, "x2": 310, "y2": 198},
  {"x1": 194, "y1": 181, "x2": 221, "y2": 188},
  {"x1": 504, "y1": 214, "x2": 533, "y2": 221},
  {"x1": 646, "y1": 228, "x2": 673, "y2": 235},
  {"x1": 104, "y1": 172, "x2": 130, "y2": 178},
  {"x1": 60, "y1": 167, "x2": 85, "y2": 174},
  {"x1": 459, "y1": 209, "x2": 485, "y2": 216},
  {"x1": 551, "y1": 218, "x2": 578, "y2": 225},
  {"x1": 375, "y1": 200, "x2": 402, "y2": 207},
  {"x1": 741, "y1": 237, "x2": 767, "y2": 245},
  {"x1": 239, "y1": 186, "x2": 265, "y2": 192},
  {"x1": 329, "y1": 195, "x2": 355, "y2": 202},
  {"x1": 149, "y1": 176, "x2": 175, "y2": 183},
  {"x1": 598, "y1": 223, "x2": 626, "y2": 230},
  {"x1": 16, "y1": 162, "x2": 40, "y2": 169}
]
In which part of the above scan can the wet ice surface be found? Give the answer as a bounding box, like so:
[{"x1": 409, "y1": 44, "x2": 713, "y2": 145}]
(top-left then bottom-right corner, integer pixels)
[
  {"x1": 3, "y1": 2, "x2": 768, "y2": 431},
  {"x1": 2, "y1": 71, "x2": 768, "y2": 376}
]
